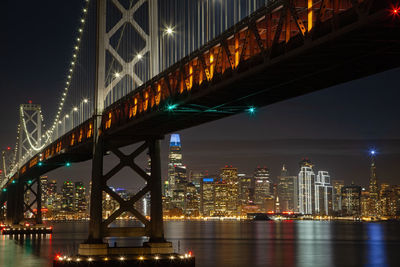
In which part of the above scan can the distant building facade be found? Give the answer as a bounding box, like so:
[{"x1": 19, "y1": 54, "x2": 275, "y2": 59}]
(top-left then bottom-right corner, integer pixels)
[
  {"x1": 253, "y1": 167, "x2": 271, "y2": 211},
  {"x1": 277, "y1": 165, "x2": 298, "y2": 212},
  {"x1": 314, "y1": 171, "x2": 333, "y2": 215},
  {"x1": 298, "y1": 159, "x2": 315, "y2": 215},
  {"x1": 341, "y1": 184, "x2": 361, "y2": 216}
]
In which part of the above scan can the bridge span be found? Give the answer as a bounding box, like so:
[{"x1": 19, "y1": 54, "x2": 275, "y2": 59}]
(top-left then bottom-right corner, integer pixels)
[{"x1": 1, "y1": 0, "x2": 399, "y2": 260}]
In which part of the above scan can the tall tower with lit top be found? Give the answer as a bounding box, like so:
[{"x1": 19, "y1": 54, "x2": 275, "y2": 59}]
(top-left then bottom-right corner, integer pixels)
[{"x1": 368, "y1": 150, "x2": 380, "y2": 216}]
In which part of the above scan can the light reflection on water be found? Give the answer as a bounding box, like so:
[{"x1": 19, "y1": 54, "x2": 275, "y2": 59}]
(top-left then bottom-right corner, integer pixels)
[
  {"x1": 0, "y1": 221, "x2": 399, "y2": 267},
  {"x1": 366, "y1": 223, "x2": 388, "y2": 267}
]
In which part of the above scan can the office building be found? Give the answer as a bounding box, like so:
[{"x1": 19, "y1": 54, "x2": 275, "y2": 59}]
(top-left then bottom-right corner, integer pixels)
[
  {"x1": 277, "y1": 165, "x2": 298, "y2": 212},
  {"x1": 220, "y1": 166, "x2": 239, "y2": 216},
  {"x1": 61, "y1": 180, "x2": 75, "y2": 212},
  {"x1": 184, "y1": 182, "x2": 200, "y2": 216},
  {"x1": 253, "y1": 167, "x2": 271, "y2": 211},
  {"x1": 341, "y1": 183, "x2": 361, "y2": 216},
  {"x1": 314, "y1": 171, "x2": 333, "y2": 215},
  {"x1": 298, "y1": 159, "x2": 315, "y2": 215},
  {"x1": 74, "y1": 181, "x2": 87, "y2": 212},
  {"x1": 332, "y1": 180, "x2": 344, "y2": 212},
  {"x1": 167, "y1": 134, "x2": 187, "y2": 197},
  {"x1": 239, "y1": 173, "x2": 252, "y2": 206},
  {"x1": 201, "y1": 177, "x2": 215, "y2": 216},
  {"x1": 368, "y1": 151, "x2": 380, "y2": 216}
]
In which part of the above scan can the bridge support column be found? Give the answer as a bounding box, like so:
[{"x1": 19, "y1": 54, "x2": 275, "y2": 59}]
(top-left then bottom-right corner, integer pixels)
[
  {"x1": 79, "y1": 136, "x2": 173, "y2": 256},
  {"x1": 36, "y1": 177, "x2": 42, "y2": 225},
  {"x1": 13, "y1": 179, "x2": 24, "y2": 225},
  {"x1": 87, "y1": 134, "x2": 105, "y2": 244},
  {"x1": 148, "y1": 138, "x2": 165, "y2": 242},
  {"x1": 5, "y1": 185, "x2": 15, "y2": 225}
]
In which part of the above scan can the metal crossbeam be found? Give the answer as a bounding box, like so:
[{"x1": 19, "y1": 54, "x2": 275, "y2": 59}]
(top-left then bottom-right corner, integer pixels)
[{"x1": 100, "y1": 142, "x2": 152, "y2": 236}]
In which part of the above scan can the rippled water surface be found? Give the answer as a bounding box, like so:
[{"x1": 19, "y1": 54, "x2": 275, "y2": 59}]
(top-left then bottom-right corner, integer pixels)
[{"x1": 1, "y1": 220, "x2": 399, "y2": 266}]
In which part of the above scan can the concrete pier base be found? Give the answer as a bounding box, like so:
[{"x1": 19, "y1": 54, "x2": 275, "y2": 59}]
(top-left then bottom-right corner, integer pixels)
[
  {"x1": 78, "y1": 242, "x2": 173, "y2": 256},
  {"x1": 53, "y1": 253, "x2": 195, "y2": 267}
]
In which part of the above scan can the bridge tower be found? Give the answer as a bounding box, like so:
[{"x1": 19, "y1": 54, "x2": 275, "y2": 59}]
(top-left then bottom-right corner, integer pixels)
[
  {"x1": 79, "y1": 0, "x2": 171, "y2": 256},
  {"x1": 18, "y1": 103, "x2": 42, "y2": 167},
  {"x1": 6, "y1": 103, "x2": 44, "y2": 226}
]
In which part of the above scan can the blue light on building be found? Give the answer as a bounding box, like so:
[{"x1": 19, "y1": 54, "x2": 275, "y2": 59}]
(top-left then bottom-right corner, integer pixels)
[{"x1": 170, "y1": 134, "x2": 181, "y2": 147}]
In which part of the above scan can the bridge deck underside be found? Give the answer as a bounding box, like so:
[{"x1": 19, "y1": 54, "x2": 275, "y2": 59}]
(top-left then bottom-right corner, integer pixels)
[{"x1": 106, "y1": 10, "x2": 400, "y2": 148}]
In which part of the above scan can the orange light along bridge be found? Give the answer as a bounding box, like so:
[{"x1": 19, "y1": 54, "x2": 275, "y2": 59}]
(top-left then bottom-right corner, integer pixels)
[{"x1": 0, "y1": 0, "x2": 400, "y2": 263}]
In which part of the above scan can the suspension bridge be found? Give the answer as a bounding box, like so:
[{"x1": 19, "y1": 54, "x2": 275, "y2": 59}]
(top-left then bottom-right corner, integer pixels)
[{"x1": 1, "y1": 0, "x2": 399, "y2": 264}]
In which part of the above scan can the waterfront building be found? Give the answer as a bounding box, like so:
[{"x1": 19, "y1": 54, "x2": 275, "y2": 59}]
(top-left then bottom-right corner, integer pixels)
[
  {"x1": 341, "y1": 183, "x2": 361, "y2": 216},
  {"x1": 332, "y1": 179, "x2": 344, "y2": 212},
  {"x1": 200, "y1": 177, "x2": 215, "y2": 216},
  {"x1": 238, "y1": 173, "x2": 252, "y2": 206},
  {"x1": 184, "y1": 182, "x2": 200, "y2": 216},
  {"x1": 368, "y1": 151, "x2": 380, "y2": 216},
  {"x1": 360, "y1": 189, "x2": 370, "y2": 217},
  {"x1": 74, "y1": 181, "x2": 87, "y2": 213},
  {"x1": 220, "y1": 166, "x2": 239, "y2": 216},
  {"x1": 298, "y1": 159, "x2": 315, "y2": 215},
  {"x1": 61, "y1": 180, "x2": 75, "y2": 212},
  {"x1": 314, "y1": 171, "x2": 334, "y2": 215},
  {"x1": 277, "y1": 165, "x2": 298, "y2": 212},
  {"x1": 379, "y1": 183, "x2": 397, "y2": 217},
  {"x1": 253, "y1": 167, "x2": 271, "y2": 211},
  {"x1": 393, "y1": 185, "x2": 400, "y2": 217},
  {"x1": 214, "y1": 179, "x2": 229, "y2": 216}
]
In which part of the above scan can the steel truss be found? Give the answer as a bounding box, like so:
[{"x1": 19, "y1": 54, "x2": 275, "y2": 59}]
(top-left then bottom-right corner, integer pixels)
[
  {"x1": 23, "y1": 177, "x2": 42, "y2": 225},
  {"x1": 18, "y1": 104, "x2": 42, "y2": 167},
  {"x1": 87, "y1": 137, "x2": 165, "y2": 242},
  {"x1": 102, "y1": 0, "x2": 159, "y2": 100}
]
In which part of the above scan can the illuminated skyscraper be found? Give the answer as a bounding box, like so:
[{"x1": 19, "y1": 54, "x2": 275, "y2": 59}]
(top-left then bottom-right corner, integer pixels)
[
  {"x1": 298, "y1": 159, "x2": 315, "y2": 215},
  {"x1": 379, "y1": 183, "x2": 396, "y2": 217},
  {"x1": 332, "y1": 180, "x2": 344, "y2": 212},
  {"x1": 368, "y1": 150, "x2": 380, "y2": 216},
  {"x1": 47, "y1": 180, "x2": 57, "y2": 207},
  {"x1": 184, "y1": 182, "x2": 200, "y2": 216},
  {"x1": 40, "y1": 176, "x2": 48, "y2": 205},
  {"x1": 314, "y1": 171, "x2": 333, "y2": 215},
  {"x1": 74, "y1": 181, "x2": 87, "y2": 212},
  {"x1": 167, "y1": 134, "x2": 187, "y2": 197},
  {"x1": 341, "y1": 183, "x2": 361, "y2": 216},
  {"x1": 238, "y1": 173, "x2": 252, "y2": 206},
  {"x1": 61, "y1": 180, "x2": 75, "y2": 212},
  {"x1": 277, "y1": 165, "x2": 298, "y2": 212},
  {"x1": 200, "y1": 177, "x2": 215, "y2": 216},
  {"x1": 220, "y1": 166, "x2": 239, "y2": 216},
  {"x1": 214, "y1": 179, "x2": 229, "y2": 216},
  {"x1": 253, "y1": 167, "x2": 271, "y2": 211}
]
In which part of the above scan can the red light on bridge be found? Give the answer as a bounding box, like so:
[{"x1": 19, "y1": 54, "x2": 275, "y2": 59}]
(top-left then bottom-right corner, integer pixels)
[
  {"x1": 28, "y1": 100, "x2": 32, "y2": 104},
  {"x1": 7, "y1": 147, "x2": 11, "y2": 150},
  {"x1": 394, "y1": 9, "x2": 399, "y2": 14}
]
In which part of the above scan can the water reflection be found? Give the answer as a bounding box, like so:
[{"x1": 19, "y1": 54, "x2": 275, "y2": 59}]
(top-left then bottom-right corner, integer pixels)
[
  {"x1": 366, "y1": 223, "x2": 388, "y2": 267},
  {"x1": 0, "y1": 221, "x2": 399, "y2": 266},
  {"x1": 297, "y1": 221, "x2": 333, "y2": 267}
]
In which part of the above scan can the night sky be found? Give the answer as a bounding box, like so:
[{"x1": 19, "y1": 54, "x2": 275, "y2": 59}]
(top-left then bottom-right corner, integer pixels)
[{"x1": 2, "y1": 0, "x2": 400, "y2": 191}]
